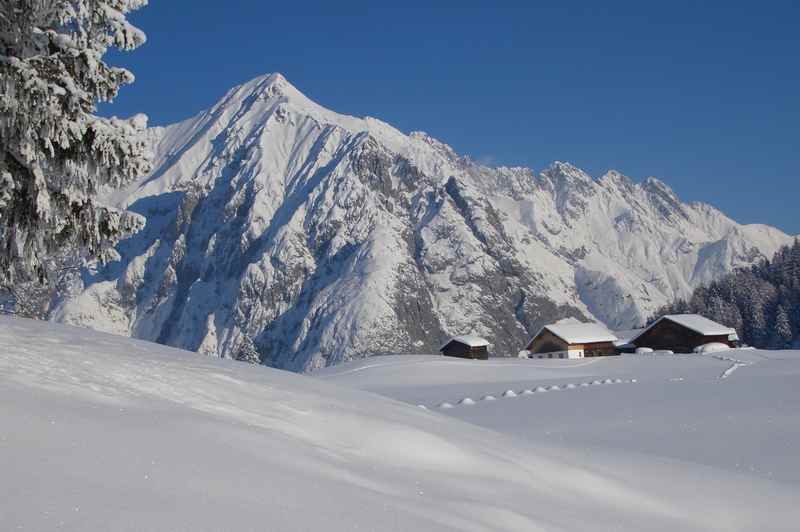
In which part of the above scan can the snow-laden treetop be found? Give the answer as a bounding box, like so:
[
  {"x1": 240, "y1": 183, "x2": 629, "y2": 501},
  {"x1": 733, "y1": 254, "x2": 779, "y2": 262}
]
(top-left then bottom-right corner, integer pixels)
[{"x1": 1, "y1": 0, "x2": 151, "y2": 285}]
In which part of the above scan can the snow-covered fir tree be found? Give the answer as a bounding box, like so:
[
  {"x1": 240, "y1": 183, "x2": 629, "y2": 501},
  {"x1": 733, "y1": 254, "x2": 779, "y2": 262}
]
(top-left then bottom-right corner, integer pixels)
[
  {"x1": 235, "y1": 335, "x2": 262, "y2": 365},
  {"x1": 0, "y1": 0, "x2": 151, "y2": 288},
  {"x1": 772, "y1": 305, "x2": 793, "y2": 348},
  {"x1": 655, "y1": 240, "x2": 800, "y2": 349}
]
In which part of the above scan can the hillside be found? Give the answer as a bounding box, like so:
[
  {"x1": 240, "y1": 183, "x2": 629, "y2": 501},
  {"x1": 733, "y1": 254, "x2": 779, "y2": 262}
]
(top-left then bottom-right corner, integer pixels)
[
  {"x1": 2, "y1": 317, "x2": 798, "y2": 531},
  {"x1": 53, "y1": 73, "x2": 794, "y2": 370}
]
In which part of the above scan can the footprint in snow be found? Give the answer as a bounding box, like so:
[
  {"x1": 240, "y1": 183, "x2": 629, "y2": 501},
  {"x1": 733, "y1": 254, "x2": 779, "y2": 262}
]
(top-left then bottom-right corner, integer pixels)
[{"x1": 433, "y1": 377, "x2": 642, "y2": 412}]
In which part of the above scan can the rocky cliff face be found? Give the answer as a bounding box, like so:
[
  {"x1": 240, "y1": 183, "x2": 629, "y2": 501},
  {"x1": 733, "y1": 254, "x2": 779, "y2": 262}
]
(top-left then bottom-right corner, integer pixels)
[{"x1": 53, "y1": 74, "x2": 794, "y2": 371}]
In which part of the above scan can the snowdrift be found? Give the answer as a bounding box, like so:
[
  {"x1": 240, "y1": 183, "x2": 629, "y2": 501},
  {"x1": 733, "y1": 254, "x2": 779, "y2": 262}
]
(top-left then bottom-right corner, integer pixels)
[{"x1": 1, "y1": 318, "x2": 797, "y2": 531}]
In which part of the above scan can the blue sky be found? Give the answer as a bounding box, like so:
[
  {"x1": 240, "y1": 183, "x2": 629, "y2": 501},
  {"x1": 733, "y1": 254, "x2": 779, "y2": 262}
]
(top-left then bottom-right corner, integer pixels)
[{"x1": 104, "y1": 1, "x2": 799, "y2": 234}]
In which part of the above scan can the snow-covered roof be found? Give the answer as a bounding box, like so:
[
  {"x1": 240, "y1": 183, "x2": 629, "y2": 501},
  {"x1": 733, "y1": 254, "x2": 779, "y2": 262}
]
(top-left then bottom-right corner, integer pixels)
[
  {"x1": 633, "y1": 314, "x2": 737, "y2": 342},
  {"x1": 612, "y1": 328, "x2": 645, "y2": 346},
  {"x1": 533, "y1": 318, "x2": 618, "y2": 345},
  {"x1": 441, "y1": 335, "x2": 490, "y2": 350}
]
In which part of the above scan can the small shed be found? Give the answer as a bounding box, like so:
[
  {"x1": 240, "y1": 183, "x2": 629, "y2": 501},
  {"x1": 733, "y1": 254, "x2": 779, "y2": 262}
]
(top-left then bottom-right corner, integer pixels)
[
  {"x1": 631, "y1": 314, "x2": 739, "y2": 353},
  {"x1": 440, "y1": 335, "x2": 490, "y2": 360},
  {"x1": 525, "y1": 318, "x2": 619, "y2": 359}
]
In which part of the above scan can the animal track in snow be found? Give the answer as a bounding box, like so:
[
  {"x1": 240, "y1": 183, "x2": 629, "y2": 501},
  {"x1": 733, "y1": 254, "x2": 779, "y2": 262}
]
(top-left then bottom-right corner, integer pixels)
[
  {"x1": 709, "y1": 354, "x2": 754, "y2": 379},
  {"x1": 428, "y1": 378, "x2": 638, "y2": 410}
]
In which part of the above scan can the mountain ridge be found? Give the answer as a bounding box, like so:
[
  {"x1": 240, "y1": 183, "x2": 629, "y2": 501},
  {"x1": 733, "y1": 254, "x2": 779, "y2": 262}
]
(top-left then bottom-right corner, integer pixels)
[{"x1": 54, "y1": 73, "x2": 795, "y2": 371}]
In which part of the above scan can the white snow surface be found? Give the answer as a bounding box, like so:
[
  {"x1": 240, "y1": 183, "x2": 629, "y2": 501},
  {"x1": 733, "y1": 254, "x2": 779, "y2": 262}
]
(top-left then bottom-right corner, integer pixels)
[
  {"x1": 53, "y1": 73, "x2": 796, "y2": 369},
  {"x1": 694, "y1": 342, "x2": 733, "y2": 354},
  {"x1": 3, "y1": 318, "x2": 800, "y2": 531},
  {"x1": 316, "y1": 350, "x2": 800, "y2": 531},
  {"x1": 536, "y1": 317, "x2": 617, "y2": 344}
]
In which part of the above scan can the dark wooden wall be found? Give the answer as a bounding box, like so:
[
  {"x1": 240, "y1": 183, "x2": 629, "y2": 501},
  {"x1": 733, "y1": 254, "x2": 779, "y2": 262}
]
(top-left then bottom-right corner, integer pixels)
[
  {"x1": 527, "y1": 329, "x2": 568, "y2": 353},
  {"x1": 441, "y1": 342, "x2": 489, "y2": 360},
  {"x1": 528, "y1": 331, "x2": 617, "y2": 356},
  {"x1": 583, "y1": 342, "x2": 618, "y2": 356}
]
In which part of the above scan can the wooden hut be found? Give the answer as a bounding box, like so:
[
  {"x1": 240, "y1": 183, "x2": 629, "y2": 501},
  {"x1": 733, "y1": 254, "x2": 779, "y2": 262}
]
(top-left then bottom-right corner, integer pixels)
[
  {"x1": 631, "y1": 314, "x2": 739, "y2": 353},
  {"x1": 525, "y1": 318, "x2": 618, "y2": 359},
  {"x1": 440, "y1": 335, "x2": 490, "y2": 360}
]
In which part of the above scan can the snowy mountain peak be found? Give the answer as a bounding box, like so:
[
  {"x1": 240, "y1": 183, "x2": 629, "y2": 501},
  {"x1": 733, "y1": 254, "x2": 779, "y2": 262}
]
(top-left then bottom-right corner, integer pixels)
[
  {"x1": 191, "y1": 72, "x2": 405, "y2": 154},
  {"x1": 599, "y1": 169, "x2": 634, "y2": 187},
  {"x1": 233, "y1": 72, "x2": 311, "y2": 109},
  {"x1": 643, "y1": 175, "x2": 676, "y2": 194},
  {"x1": 543, "y1": 161, "x2": 593, "y2": 181},
  {"x1": 55, "y1": 75, "x2": 796, "y2": 371}
]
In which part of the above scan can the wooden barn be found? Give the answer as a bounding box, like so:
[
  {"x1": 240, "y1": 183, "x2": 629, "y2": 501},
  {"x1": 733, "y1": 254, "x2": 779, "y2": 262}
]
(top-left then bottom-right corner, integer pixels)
[
  {"x1": 525, "y1": 318, "x2": 619, "y2": 359},
  {"x1": 440, "y1": 335, "x2": 490, "y2": 360},
  {"x1": 631, "y1": 314, "x2": 739, "y2": 353}
]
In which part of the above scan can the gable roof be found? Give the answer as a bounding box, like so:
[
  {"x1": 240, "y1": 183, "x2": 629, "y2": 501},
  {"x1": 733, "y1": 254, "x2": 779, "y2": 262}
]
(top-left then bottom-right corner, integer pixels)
[
  {"x1": 440, "y1": 335, "x2": 490, "y2": 350},
  {"x1": 531, "y1": 318, "x2": 618, "y2": 345},
  {"x1": 632, "y1": 314, "x2": 738, "y2": 342},
  {"x1": 612, "y1": 328, "x2": 645, "y2": 346}
]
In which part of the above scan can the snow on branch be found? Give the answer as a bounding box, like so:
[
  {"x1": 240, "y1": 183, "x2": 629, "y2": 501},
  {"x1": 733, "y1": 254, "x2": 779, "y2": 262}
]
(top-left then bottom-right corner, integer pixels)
[{"x1": 0, "y1": 0, "x2": 151, "y2": 286}]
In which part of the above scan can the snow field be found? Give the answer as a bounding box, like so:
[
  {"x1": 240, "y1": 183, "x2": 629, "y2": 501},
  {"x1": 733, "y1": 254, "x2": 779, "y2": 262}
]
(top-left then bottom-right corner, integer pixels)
[
  {"x1": 4, "y1": 320, "x2": 800, "y2": 530},
  {"x1": 317, "y1": 353, "x2": 800, "y2": 490}
]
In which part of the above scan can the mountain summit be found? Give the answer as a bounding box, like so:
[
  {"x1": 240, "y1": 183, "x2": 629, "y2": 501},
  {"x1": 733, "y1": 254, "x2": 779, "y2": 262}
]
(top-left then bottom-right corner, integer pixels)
[{"x1": 54, "y1": 74, "x2": 794, "y2": 370}]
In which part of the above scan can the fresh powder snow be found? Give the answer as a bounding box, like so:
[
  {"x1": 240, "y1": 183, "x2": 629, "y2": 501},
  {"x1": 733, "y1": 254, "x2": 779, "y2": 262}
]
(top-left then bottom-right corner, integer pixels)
[
  {"x1": 316, "y1": 351, "x2": 800, "y2": 530},
  {"x1": 3, "y1": 317, "x2": 799, "y2": 530}
]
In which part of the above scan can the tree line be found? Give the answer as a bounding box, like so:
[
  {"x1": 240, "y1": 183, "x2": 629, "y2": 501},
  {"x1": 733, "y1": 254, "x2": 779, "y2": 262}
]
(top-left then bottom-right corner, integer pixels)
[{"x1": 654, "y1": 240, "x2": 800, "y2": 349}]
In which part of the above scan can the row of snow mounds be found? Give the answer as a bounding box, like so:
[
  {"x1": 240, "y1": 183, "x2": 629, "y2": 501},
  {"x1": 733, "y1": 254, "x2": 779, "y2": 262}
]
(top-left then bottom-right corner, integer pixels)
[{"x1": 424, "y1": 377, "x2": 638, "y2": 410}]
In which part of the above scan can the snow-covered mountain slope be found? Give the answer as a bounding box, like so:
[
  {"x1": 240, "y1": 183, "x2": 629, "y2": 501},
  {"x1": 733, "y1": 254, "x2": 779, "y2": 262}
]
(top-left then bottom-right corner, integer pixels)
[
  {"x1": 2, "y1": 317, "x2": 798, "y2": 531},
  {"x1": 53, "y1": 73, "x2": 794, "y2": 370}
]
